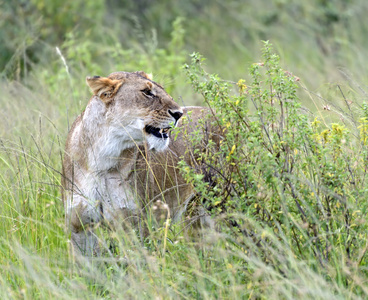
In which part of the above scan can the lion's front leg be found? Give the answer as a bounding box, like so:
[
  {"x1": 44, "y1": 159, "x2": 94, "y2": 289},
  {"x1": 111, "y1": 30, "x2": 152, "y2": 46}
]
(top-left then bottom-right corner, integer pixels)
[{"x1": 65, "y1": 193, "x2": 102, "y2": 258}]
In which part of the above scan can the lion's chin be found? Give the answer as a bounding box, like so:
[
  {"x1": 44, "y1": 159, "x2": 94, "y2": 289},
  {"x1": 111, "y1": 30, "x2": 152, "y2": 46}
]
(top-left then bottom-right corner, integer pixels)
[{"x1": 146, "y1": 134, "x2": 170, "y2": 152}]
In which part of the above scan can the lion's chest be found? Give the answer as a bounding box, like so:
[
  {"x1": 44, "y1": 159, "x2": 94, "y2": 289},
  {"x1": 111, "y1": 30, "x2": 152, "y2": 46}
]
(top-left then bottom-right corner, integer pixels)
[
  {"x1": 99, "y1": 171, "x2": 138, "y2": 223},
  {"x1": 103, "y1": 172, "x2": 137, "y2": 217},
  {"x1": 75, "y1": 169, "x2": 138, "y2": 224}
]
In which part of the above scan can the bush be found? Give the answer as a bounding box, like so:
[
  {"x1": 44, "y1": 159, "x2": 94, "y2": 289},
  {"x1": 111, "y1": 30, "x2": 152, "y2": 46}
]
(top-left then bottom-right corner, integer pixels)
[{"x1": 181, "y1": 41, "x2": 368, "y2": 297}]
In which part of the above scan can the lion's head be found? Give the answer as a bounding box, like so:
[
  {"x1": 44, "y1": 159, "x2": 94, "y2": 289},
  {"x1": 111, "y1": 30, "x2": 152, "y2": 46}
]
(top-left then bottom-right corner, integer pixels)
[{"x1": 86, "y1": 71, "x2": 183, "y2": 151}]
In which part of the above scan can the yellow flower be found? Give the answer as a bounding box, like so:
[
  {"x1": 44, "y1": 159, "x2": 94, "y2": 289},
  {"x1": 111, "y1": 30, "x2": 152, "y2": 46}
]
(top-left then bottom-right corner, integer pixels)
[
  {"x1": 229, "y1": 144, "x2": 236, "y2": 155},
  {"x1": 237, "y1": 79, "x2": 247, "y2": 94}
]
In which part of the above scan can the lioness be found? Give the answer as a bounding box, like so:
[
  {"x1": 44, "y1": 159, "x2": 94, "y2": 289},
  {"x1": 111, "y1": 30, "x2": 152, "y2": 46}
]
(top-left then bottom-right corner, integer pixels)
[{"x1": 62, "y1": 71, "x2": 213, "y2": 257}]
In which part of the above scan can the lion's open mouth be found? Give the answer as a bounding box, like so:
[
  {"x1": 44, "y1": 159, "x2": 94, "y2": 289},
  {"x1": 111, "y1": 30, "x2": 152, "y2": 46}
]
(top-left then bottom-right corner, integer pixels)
[{"x1": 144, "y1": 125, "x2": 171, "y2": 139}]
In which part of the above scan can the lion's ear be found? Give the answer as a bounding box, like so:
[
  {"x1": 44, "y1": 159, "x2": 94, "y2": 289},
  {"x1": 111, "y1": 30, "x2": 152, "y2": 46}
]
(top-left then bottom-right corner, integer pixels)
[
  {"x1": 86, "y1": 76, "x2": 123, "y2": 104},
  {"x1": 135, "y1": 71, "x2": 153, "y2": 81}
]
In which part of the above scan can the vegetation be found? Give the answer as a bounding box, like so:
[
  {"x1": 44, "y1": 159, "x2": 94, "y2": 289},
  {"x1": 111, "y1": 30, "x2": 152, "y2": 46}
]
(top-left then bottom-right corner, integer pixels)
[{"x1": 1, "y1": 1, "x2": 368, "y2": 299}]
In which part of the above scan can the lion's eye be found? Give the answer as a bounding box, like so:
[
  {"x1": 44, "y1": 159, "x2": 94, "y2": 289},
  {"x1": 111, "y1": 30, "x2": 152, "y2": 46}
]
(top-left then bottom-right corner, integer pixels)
[{"x1": 142, "y1": 88, "x2": 154, "y2": 98}]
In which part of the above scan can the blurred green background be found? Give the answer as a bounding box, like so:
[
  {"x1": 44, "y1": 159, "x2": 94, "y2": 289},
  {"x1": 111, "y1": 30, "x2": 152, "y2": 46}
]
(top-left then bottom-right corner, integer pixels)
[{"x1": 2, "y1": 0, "x2": 368, "y2": 91}]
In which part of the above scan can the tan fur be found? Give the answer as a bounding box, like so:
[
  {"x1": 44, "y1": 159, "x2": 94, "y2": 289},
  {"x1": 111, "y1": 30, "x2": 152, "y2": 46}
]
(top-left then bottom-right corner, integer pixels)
[
  {"x1": 61, "y1": 71, "x2": 215, "y2": 257},
  {"x1": 86, "y1": 76, "x2": 123, "y2": 103}
]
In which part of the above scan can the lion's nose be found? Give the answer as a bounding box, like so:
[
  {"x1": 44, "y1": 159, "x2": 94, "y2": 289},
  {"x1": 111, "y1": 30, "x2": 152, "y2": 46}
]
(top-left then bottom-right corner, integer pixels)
[{"x1": 168, "y1": 109, "x2": 183, "y2": 122}]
